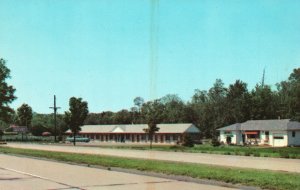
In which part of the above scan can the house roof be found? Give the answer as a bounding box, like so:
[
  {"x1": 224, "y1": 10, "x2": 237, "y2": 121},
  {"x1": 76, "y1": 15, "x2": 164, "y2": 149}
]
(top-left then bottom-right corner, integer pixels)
[
  {"x1": 218, "y1": 119, "x2": 300, "y2": 131},
  {"x1": 66, "y1": 123, "x2": 200, "y2": 134},
  {"x1": 217, "y1": 123, "x2": 241, "y2": 131}
]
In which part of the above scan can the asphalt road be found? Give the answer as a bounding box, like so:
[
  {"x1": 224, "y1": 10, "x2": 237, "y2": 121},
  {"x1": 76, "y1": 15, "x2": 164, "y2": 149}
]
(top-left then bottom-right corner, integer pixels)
[
  {"x1": 0, "y1": 154, "x2": 237, "y2": 190},
  {"x1": 6, "y1": 143, "x2": 300, "y2": 173}
]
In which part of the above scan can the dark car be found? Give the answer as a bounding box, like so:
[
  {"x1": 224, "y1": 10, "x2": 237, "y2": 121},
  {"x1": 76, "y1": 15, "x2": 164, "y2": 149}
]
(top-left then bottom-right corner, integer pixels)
[{"x1": 66, "y1": 136, "x2": 90, "y2": 143}]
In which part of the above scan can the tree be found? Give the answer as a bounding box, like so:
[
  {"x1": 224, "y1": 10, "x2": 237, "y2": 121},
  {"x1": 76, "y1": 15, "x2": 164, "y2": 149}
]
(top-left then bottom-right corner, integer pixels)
[
  {"x1": 207, "y1": 79, "x2": 227, "y2": 139},
  {"x1": 250, "y1": 85, "x2": 277, "y2": 120},
  {"x1": 64, "y1": 97, "x2": 89, "y2": 146},
  {"x1": 0, "y1": 58, "x2": 17, "y2": 122},
  {"x1": 17, "y1": 104, "x2": 33, "y2": 129},
  {"x1": 159, "y1": 94, "x2": 188, "y2": 123},
  {"x1": 277, "y1": 68, "x2": 300, "y2": 121},
  {"x1": 141, "y1": 100, "x2": 164, "y2": 149},
  {"x1": 113, "y1": 109, "x2": 132, "y2": 124},
  {"x1": 0, "y1": 120, "x2": 8, "y2": 140},
  {"x1": 133, "y1": 97, "x2": 144, "y2": 112},
  {"x1": 226, "y1": 80, "x2": 251, "y2": 123}
]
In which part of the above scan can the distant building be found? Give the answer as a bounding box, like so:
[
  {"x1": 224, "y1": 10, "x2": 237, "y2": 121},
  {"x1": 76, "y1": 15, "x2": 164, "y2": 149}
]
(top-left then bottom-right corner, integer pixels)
[
  {"x1": 218, "y1": 119, "x2": 300, "y2": 147},
  {"x1": 66, "y1": 123, "x2": 200, "y2": 144}
]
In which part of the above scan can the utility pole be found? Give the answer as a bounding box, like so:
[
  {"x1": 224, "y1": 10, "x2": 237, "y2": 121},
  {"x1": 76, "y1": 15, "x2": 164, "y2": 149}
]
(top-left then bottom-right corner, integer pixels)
[
  {"x1": 49, "y1": 95, "x2": 61, "y2": 142},
  {"x1": 261, "y1": 68, "x2": 266, "y2": 87}
]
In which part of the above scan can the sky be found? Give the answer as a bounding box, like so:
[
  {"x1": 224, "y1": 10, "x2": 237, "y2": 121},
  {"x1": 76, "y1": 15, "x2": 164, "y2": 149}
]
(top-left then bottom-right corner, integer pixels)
[{"x1": 0, "y1": 0, "x2": 300, "y2": 114}]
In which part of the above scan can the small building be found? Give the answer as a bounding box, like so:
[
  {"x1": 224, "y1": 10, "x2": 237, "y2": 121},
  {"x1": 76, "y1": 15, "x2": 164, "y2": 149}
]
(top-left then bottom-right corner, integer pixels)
[
  {"x1": 66, "y1": 123, "x2": 200, "y2": 144},
  {"x1": 218, "y1": 119, "x2": 300, "y2": 147}
]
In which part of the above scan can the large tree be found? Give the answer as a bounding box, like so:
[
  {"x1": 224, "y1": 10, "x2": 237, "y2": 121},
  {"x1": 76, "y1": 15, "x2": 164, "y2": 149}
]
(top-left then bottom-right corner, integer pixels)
[
  {"x1": 64, "y1": 97, "x2": 89, "y2": 146},
  {"x1": 17, "y1": 103, "x2": 33, "y2": 128},
  {"x1": 226, "y1": 80, "x2": 251, "y2": 123},
  {"x1": 207, "y1": 79, "x2": 227, "y2": 138},
  {"x1": 141, "y1": 100, "x2": 164, "y2": 148},
  {"x1": 0, "y1": 58, "x2": 17, "y2": 122},
  {"x1": 277, "y1": 68, "x2": 300, "y2": 120},
  {"x1": 159, "y1": 94, "x2": 187, "y2": 123},
  {"x1": 250, "y1": 85, "x2": 277, "y2": 120}
]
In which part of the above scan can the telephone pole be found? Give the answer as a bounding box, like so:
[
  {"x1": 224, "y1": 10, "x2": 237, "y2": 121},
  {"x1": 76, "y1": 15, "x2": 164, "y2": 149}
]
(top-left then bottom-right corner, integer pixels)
[
  {"x1": 261, "y1": 68, "x2": 266, "y2": 87},
  {"x1": 49, "y1": 95, "x2": 61, "y2": 142}
]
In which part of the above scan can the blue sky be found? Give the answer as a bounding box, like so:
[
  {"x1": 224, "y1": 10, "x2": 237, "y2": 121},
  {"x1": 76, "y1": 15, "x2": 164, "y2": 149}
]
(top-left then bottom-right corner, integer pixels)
[{"x1": 0, "y1": 0, "x2": 300, "y2": 113}]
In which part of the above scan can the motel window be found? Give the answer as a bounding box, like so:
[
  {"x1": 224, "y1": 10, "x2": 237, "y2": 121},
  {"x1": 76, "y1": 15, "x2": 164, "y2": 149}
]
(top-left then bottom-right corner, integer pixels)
[
  {"x1": 165, "y1": 135, "x2": 170, "y2": 141},
  {"x1": 292, "y1": 131, "x2": 296, "y2": 138},
  {"x1": 173, "y1": 135, "x2": 178, "y2": 141}
]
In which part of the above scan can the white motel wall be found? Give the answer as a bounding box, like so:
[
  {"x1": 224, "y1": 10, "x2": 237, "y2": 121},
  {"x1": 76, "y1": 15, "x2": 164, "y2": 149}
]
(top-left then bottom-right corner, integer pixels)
[{"x1": 218, "y1": 119, "x2": 300, "y2": 147}]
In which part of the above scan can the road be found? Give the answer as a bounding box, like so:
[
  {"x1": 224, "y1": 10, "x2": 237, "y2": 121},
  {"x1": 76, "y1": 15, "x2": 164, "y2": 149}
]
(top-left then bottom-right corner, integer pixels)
[
  {"x1": 0, "y1": 154, "x2": 237, "y2": 190},
  {"x1": 6, "y1": 143, "x2": 300, "y2": 173}
]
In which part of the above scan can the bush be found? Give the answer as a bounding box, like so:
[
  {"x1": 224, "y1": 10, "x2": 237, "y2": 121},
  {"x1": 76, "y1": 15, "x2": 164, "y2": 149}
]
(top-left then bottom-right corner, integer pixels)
[
  {"x1": 253, "y1": 152, "x2": 260, "y2": 157},
  {"x1": 279, "y1": 151, "x2": 290, "y2": 158},
  {"x1": 182, "y1": 135, "x2": 194, "y2": 147},
  {"x1": 211, "y1": 137, "x2": 221, "y2": 147},
  {"x1": 245, "y1": 151, "x2": 251, "y2": 156}
]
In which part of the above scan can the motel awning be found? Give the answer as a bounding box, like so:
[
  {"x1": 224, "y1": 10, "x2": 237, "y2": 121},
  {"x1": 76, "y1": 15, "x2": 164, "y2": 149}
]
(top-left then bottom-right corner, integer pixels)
[{"x1": 244, "y1": 131, "x2": 259, "y2": 135}]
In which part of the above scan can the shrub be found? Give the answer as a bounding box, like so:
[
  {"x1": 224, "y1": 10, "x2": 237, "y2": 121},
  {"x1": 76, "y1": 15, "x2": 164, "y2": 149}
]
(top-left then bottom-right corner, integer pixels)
[
  {"x1": 245, "y1": 151, "x2": 251, "y2": 156},
  {"x1": 253, "y1": 152, "x2": 260, "y2": 157},
  {"x1": 211, "y1": 137, "x2": 221, "y2": 147},
  {"x1": 279, "y1": 151, "x2": 290, "y2": 158},
  {"x1": 182, "y1": 135, "x2": 194, "y2": 147}
]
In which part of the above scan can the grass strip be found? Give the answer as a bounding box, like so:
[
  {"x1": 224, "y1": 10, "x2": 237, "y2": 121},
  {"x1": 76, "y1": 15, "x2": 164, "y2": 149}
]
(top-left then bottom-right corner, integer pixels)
[
  {"x1": 0, "y1": 146, "x2": 300, "y2": 190},
  {"x1": 82, "y1": 144, "x2": 300, "y2": 159}
]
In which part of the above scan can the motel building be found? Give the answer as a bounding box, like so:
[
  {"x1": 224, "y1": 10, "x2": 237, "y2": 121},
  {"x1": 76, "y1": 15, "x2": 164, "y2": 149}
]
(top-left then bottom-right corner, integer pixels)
[
  {"x1": 218, "y1": 119, "x2": 300, "y2": 147},
  {"x1": 66, "y1": 123, "x2": 200, "y2": 144}
]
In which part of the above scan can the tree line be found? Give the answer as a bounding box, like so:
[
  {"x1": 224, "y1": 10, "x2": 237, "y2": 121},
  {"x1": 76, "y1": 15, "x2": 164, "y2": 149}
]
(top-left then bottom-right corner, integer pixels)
[
  {"x1": 1, "y1": 57, "x2": 300, "y2": 139},
  {"x1": 84, "y1": 68, "x2": 300, "y2": 138}
]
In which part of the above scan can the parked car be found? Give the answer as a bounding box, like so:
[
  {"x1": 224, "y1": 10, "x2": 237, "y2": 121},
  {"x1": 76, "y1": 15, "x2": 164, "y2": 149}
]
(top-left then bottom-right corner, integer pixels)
[{"x1": 66, "y1": 136, "x2": 90, "y2": 143}]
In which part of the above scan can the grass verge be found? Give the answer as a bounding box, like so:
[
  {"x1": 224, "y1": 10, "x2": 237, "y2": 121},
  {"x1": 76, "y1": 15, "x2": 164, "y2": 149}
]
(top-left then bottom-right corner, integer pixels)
[
  {"x1": 81, "y1": 144, "x2": 300, "y2": 159},
  {"x1": 0, "y1": 146, "x2": 300, "y2": 190}
]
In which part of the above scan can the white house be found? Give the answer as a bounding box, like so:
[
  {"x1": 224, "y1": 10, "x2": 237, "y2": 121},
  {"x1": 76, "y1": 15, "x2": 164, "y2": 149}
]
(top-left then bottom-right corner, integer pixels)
[
  {"x1": 218, "y1": 119, "x2": 300, "y2": 147},
  {"x1": 66, "y1": 123, "x2": 200, "y2": 144}
]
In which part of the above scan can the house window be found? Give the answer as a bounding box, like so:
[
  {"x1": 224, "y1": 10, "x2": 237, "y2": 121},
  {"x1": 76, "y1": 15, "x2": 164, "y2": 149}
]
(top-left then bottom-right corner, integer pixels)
[
  {"x1": 274, "y1": 136, "x2": 284, "y2": 140},
  {"x1": 292, "y1": 131, "x2": 296, "y2": 138}
]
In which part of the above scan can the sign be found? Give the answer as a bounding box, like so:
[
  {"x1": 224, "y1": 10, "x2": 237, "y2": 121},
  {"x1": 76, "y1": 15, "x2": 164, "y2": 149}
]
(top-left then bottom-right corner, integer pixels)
[{"x1": 11, "y1": 125, "x2": 28, "y2": 133}]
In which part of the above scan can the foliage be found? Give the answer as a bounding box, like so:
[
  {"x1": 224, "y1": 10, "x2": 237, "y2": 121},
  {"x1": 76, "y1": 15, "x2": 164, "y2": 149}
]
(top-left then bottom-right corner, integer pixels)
[
  {"x1": 211, "y1": 137, "x2": 221, "y2": 147},
  {"x1": 142, "y1": 100, "x2": 164, "y2": 148},
  {"x1": 16, "y1": 103, "x2": 33, "y2": 129},
  {"x1": 182, "y1": 134, "x2": 194, "y2": 147},
  {"x1": 0, "y1": 58, "x2": 17, "y2": 122},
  {"x1": 64, "y1": 97, "x2": 88, "y2": 145},
  {"x1": 30, "y1": 123, "x2": 49, "y2": 136}
]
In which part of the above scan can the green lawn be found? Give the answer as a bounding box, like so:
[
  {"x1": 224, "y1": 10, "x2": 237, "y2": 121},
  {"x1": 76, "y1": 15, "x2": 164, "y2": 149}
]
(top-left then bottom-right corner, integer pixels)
[
  {"x1": 0, "y1": 146, "x2": 300, "y2": 190},
  {"x1": 87, "y1": 144, "x2": 300, "y2": 159}
]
